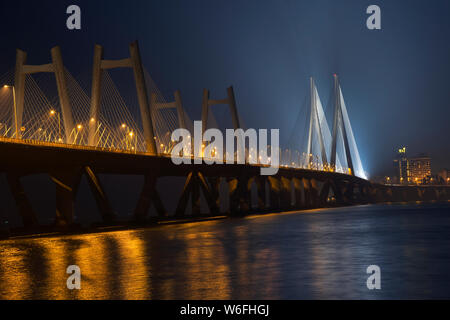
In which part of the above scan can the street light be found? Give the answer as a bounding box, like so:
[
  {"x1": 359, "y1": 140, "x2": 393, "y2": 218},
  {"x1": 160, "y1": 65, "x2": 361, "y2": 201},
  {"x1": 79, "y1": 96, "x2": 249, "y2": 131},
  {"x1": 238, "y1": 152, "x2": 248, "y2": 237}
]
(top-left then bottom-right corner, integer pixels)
[
  {"x1": 49, "y1": 109, "x2": 61, "y2": 142},
  {"x1": 128, "y1": 131, "x2": 135, "y2": 151},
  {"x1": 3, "y1": 85, "x2": 18, "y2": 139},
  {"x1": 72, "y1": 124, "x2": 83, "y2": 145}
]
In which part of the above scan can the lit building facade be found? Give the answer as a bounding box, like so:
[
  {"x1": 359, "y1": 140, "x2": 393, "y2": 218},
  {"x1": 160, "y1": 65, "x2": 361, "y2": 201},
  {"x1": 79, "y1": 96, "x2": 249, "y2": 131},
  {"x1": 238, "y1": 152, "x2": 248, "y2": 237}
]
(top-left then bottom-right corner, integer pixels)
[
  {"x1": 393, "y1": 148, "x2": 432, "y2": 185},
  {"x1": 408, "y1": 153, "x2": 432, "y2": 184}
]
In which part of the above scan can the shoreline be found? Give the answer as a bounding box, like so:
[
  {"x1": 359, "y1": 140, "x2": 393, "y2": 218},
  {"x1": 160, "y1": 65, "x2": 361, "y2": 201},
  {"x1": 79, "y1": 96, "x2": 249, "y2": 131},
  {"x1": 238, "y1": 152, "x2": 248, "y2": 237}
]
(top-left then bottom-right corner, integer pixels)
[
  {"x1": 1, "y1": 201, "x2": 448, "y2": 241},
  {"x1": 0, "y1": 214, "x2": 229, "y2": 241}
]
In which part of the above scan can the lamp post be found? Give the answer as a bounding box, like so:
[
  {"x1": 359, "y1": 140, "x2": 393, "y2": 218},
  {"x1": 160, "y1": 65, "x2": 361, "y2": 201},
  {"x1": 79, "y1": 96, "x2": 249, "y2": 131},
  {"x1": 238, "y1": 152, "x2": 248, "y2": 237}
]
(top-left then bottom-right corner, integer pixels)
[
  {"x1": 3, "y1": 85, "x2": 18, "y2": 139},
  {"x1": 75, "y1": 124, "x2": 83, "y2": 144},
  {"x1": 50, "y1": 110, "x2": 62, "y2": 142}
]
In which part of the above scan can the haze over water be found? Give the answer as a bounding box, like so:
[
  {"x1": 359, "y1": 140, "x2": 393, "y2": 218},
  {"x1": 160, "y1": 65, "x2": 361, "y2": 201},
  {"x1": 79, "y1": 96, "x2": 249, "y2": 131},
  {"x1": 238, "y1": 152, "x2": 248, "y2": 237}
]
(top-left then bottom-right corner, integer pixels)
[{"x1": 0, "y1": 203, "x2": 450, "y2": 300}]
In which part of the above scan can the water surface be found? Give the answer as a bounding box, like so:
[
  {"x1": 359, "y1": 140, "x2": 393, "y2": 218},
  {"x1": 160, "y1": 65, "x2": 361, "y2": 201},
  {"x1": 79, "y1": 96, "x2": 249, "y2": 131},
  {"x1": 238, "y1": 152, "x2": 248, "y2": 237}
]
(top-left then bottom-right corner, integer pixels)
[{"x1": 1, "y1": 203, "x2": 450, "y2": 299}]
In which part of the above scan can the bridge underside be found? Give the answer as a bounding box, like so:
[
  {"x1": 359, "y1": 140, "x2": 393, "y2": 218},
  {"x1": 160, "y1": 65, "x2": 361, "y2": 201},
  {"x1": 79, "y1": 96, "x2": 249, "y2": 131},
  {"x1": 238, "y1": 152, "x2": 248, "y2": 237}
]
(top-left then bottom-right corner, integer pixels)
[{"x1": 1, "y1": 140, "x2": 449, "y2": 230}]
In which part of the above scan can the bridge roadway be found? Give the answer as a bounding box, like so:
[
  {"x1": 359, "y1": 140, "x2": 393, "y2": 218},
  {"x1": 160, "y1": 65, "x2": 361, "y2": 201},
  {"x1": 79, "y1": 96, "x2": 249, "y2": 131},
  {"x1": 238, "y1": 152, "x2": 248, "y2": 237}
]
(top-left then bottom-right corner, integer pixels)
[{"x1": 0, "y1": 138, "x2": 449, "y2": 230}]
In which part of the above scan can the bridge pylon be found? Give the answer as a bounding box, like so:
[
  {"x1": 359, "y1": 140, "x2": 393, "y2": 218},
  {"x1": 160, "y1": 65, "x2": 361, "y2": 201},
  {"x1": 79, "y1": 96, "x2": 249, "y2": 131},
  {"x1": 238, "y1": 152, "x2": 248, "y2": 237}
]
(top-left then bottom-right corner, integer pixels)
[
  {"x1": 305, "y1": 77, "x2": 329, "y2": 170},
  {"x1": 150, "y1": 90, "x2": 186, "y2": 130},
  {"x1": 201, "y1": 86, "x2": 241, "y2": 135},
  {"x1": 88, "y1": 41, "x2": 157, "y2": 155},
  {"x1": 14, "y1": 46, "x2": 75, "y2": 143},
  {"x1": 150, "y1": 90, "x2": 187, "y2": 153},
  {"x1": 201, "y1": 86, "x2": 241, "y2": 161},
  {"x1": 330, "y1": 74, "x2": 355, "y2": 176}
]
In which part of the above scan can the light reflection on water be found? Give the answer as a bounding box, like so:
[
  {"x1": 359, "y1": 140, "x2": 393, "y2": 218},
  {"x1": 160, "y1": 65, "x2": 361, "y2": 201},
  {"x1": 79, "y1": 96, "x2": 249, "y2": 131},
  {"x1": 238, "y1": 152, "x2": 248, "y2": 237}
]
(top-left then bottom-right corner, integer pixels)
[{"x1": 1, "y1": 203, "x2": 450, "y2": 300}]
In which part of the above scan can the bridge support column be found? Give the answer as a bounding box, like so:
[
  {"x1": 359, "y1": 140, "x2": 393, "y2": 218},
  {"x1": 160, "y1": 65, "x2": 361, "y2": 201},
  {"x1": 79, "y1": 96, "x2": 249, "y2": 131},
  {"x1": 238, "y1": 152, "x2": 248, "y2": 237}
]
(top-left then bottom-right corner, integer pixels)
[
  {"x1": 84, "y1": 167, "x2": 115, "y2": 223},
  {"x1": 385, "y1": 187, "x2": 393, "y2": 202},
  {"x1": 344, "y1": 182, "x2": 356, "y2": 204},
  {"x1": 422, "y1": 187, "x2": 438, "y2": 201},
  {"x1": 191, "y1": 173, "x2": 201, "y2": 216},
  {"x1": 280, "y1": 177, "x2": 292, "y2": 210},
  {"x1": 253, "y1": 176, "x2": 267, "y2": 211},
  {"x1": 228, "y1": 178, "x2": 239, "y2": 214},
  {"x1": 335, "y1": 181, "x2": 352, "y2": 205},
  {"x1": 50, "y1": 170, "x2": 82, "y2": 227},
  {"x1": 176, "y1": 172, "x2": 194, "y2": 217},
  {"x1": 292, "y1": 177, "x2": 303, "y2": 209},
  {"x1": 411, "y1": 188, "x2": 419, "y2": 201},
  {"x1": 207, "y1": 176, "x2": 221, "y2": 211},
  {"x1": 319, "y1": 180, "x2": 331, "y2": 207},
  {"x1": 302, "y1": 178, "x2": 312, "y2": 208},
  {"x1": 367, "y1": 184, "x2": 377, "y2": 203},
  {"x1": 267, "y1": 176, "x2": 281, "y2": 211},
  {"x1": 229, "y1": 176, "x2": 251, "y2": 215},
  {"x1": 6, "y1": 172, "x2": 38, "y2": 227},
  {"x1": 175, "y1": 172, "x2": 218, "y2": 217},
  {"x1": 392, "y1": 187, "x2": 403, "y2": 202},
  {"x1": 134, "y1": 174, "x2": 166, "y2": 221},
  {"x1": 330, "y1": 180, "x2": 343, "y2": 205},
  {"x1": 373, "y1": 185, "x2": 385, "y2": 203},
  {"x1": 197, "y1": 173, "x2": 219, "y2": 215},
  {"x1": 358, "y1": 184, "x2": 370, "y2": 203},
  {"x1": 440, "y1": 187, "x2": 449, "y2": 201},
  {"x1": 352, "y1": 184, "x2": 362, "y2": 203},
  {"x1": 310, "y1": 178, "x2": 320, "y2": 208},
  {"x1": 432, "y1": 188, "x2": 439, "y2": 201},
  {"x1": 418, "y1": 188, "x2": 425, "y2": 201}
]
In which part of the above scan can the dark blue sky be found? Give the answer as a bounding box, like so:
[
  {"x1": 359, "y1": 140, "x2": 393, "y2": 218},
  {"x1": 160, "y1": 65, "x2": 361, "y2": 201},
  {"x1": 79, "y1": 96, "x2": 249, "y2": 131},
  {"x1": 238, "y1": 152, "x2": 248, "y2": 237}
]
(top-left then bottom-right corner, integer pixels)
[{"x1": 0, "y1": 0, "x2": 449, "y2": 176}]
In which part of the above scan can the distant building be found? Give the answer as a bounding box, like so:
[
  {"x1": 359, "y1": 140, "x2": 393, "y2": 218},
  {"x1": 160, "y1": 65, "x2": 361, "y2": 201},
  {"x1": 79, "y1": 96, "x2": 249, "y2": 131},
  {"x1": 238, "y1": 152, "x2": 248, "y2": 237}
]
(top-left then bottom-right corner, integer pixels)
[
  {"x1": 409, "y1": 153, "x2": 431, "y2": 184},
  {"x1": 438, "y1": 169, "x2": 450, "y2": 184},
  {"x1": 393, "y1": 147, "x2": 409, "y2": 184},
  {"x1": 393, "y1": 148, "x2": 432, "y2": 185}
]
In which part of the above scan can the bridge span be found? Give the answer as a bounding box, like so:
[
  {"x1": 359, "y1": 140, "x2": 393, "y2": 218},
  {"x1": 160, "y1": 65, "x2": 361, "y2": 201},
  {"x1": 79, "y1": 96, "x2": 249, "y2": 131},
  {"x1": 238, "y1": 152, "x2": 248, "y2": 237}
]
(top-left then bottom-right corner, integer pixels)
[
  {"x1": 1, "y1": 41, "x2": 449, "y2": 234},
  {"x1": 1, "y1": 138, "x2": 449, "y2": 232}
]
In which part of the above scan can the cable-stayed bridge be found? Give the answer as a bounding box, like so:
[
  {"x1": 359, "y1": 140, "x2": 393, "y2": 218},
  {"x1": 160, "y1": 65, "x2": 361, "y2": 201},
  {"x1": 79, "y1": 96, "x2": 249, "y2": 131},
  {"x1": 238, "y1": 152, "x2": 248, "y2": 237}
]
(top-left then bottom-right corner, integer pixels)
[{"x1": 0, "y1": 41, "x2": 448, "y2": 230}]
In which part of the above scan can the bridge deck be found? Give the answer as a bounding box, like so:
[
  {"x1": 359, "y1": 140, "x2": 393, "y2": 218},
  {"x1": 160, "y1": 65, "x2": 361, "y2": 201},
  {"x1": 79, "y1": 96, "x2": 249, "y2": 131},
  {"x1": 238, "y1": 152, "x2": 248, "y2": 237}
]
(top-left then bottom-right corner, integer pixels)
[{"x1": 0, "y1": 138, "x2": 365, "y2": 182}]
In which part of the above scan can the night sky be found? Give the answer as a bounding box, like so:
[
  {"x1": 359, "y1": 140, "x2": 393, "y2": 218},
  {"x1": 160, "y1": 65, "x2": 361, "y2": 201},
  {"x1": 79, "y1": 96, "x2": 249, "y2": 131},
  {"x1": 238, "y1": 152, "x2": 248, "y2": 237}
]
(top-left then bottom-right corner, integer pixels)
[{"x1": 0, "y1": 0, "x2": 449, "y2": 177}]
